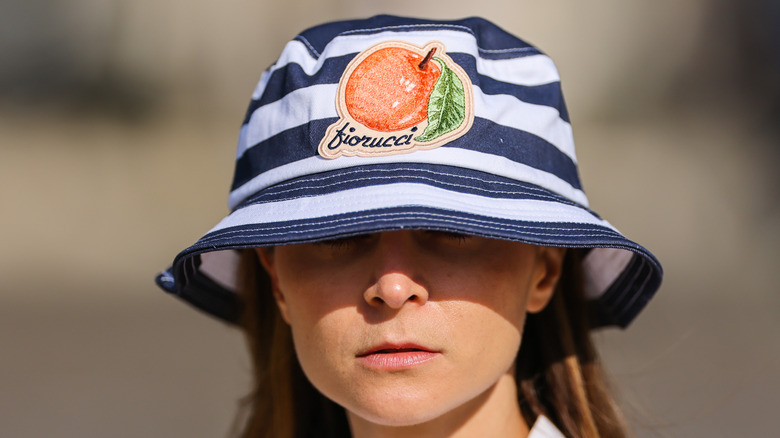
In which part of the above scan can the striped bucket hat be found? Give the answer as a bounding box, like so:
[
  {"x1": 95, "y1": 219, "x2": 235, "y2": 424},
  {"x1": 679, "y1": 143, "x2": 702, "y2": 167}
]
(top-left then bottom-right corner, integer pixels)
[{"x1": 156, "y1": 15, "x2": 662, "y2": 328}]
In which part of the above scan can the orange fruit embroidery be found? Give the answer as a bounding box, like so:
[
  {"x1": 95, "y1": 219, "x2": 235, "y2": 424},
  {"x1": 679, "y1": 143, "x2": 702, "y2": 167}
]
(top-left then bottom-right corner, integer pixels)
[{"x1": 344, "y1": 47, "x2": 441, "y2": 132}]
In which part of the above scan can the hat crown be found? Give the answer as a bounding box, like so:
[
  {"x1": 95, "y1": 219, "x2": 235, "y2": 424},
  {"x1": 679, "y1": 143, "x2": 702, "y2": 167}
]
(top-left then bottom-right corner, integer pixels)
[{"x1": 230, "y1": 15, "x2": 583, "y2": 211}]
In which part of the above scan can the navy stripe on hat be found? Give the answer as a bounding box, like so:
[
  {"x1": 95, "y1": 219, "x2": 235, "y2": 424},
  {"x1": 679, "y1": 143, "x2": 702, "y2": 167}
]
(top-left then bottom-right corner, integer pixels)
[{"x1": 231, "y1": 118, "x2": 580, "y2": 192}]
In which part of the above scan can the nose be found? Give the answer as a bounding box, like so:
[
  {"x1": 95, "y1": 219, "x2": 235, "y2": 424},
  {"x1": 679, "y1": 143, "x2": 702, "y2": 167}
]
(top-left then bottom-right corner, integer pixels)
[
  {"x1": 365, "y1": 272, "x2": 426, "y2": 309},
  {"x1": 363, "y1": 232, "x2": 428, "y2": 309}
]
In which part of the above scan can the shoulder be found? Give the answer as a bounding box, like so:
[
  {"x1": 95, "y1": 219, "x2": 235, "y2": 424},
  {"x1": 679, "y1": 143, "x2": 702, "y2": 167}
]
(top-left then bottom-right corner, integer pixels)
[{"x1": 528, "y1": 415, "x2": 566, "y2": 438}]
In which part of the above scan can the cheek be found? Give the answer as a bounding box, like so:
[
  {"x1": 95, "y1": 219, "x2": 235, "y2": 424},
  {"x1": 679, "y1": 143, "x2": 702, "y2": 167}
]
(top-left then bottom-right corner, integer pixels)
[
  {"x1": 288, "y1": 306, "x2": 374, "y2": 410},
  {"x1": 277, "y1": 274, "x2": 362, "y2": 391},
  {"x1": 439, "y1": 262, "x2": 532, "y2": 333},
  {"x1": 436, "y1": 259, "x2": 531, "y2": 378},
  {"x1": 274, "y1": 253, "x2": 359, "y2": 325},
  {"x1": 270, "y1": 248, "x2": 372, "y2": 401},
  {"x1": 446, "y1": 299, "x2": 525, "y2": 375},
  {"x1": 279, "y1": 283, "x2": 351, "y2": 363}
]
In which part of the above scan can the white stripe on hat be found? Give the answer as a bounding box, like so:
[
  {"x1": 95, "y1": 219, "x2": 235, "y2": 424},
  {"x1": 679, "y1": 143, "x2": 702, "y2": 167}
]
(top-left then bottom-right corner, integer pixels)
[
  {"x1": 238, "y1": 84, "x2": 339, "y2": 159},
  {"x1": 214, "y1": 181, "x2": 610, "y2": 235},
  {"x1": 478, "y1": 54, "x2": 560, "y2": 87},
  {"x1": 237, "y1": 83, "x2": 574, "y2": 161},
  {"x1": 228, "y1": 146, "x2": 588, "y2": 210},
  {"x1": 473, "y1": 90, "x2": 575, "y2": 161}
]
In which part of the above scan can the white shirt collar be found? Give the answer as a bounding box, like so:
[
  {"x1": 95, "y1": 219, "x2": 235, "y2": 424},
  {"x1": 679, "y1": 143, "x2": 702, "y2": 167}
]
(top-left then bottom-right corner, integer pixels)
[{"x1": 528, "y1": 415, "x2": 565, "y2": 438}]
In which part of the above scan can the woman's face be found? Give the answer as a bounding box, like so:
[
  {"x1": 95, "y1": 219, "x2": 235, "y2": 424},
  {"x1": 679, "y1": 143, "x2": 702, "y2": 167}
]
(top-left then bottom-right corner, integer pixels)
[{"x1": 257, "y1": 230, "x2": 563, "y2": 427}]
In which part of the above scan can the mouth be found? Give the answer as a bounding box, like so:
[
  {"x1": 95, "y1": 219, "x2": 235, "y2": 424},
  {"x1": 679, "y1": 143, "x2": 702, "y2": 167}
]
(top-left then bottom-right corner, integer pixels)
[
  {"x1": 372, "y1": 348, "x2": 425, "y2": 354},
  {"x1": 357, "y1": 342, "x2": 435, "y2": 356},
  {"x1": 356, "y1": 343, "x2": 440, "y2": 370},
  {"x1": 358, "y1": 346, "x2": 430, "y2": 356}
]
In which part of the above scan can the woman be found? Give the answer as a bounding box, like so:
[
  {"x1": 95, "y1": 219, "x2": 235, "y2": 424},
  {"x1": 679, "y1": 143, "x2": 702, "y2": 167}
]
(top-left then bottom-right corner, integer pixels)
[{"x1": 156, "y1": 15, "x2": 663, "y2": 438}]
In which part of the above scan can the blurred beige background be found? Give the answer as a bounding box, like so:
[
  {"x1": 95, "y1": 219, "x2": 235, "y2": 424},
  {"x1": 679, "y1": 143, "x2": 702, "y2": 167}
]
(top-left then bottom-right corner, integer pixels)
[{"x1": 2, "y1": 1, "x2": 778, "y2": 437}]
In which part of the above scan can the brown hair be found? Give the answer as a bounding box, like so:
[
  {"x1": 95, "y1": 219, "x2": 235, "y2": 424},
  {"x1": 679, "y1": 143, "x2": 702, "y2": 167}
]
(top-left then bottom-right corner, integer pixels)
[{"x1": 234, "y1": 248, "x2": 627, "y2": 438}]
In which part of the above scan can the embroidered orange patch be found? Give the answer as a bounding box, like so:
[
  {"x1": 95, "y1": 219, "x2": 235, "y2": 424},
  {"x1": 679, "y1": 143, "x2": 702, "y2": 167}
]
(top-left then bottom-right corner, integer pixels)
[{"x1": 318, "y1": 41, "x2": 474, "y2": 159}]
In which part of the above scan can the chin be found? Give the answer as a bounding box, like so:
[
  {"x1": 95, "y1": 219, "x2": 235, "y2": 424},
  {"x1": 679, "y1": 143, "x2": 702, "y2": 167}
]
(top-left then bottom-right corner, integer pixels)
[
  {"x1": 340, "y1": 383, "x2": 482, "y2": 428},
  {"x1": 349, "y1": 403, "x2": 449, "y2": 427}
]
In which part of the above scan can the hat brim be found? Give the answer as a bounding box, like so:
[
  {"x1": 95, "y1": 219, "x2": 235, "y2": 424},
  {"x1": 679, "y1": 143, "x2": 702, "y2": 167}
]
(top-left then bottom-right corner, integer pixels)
[{"x1": 159, "y1": 162, "x2": 662, "y2": 328}]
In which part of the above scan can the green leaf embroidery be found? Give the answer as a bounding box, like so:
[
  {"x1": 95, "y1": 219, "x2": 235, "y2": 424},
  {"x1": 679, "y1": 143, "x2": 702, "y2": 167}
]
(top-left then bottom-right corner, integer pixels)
[{"x1": 415, "y1": 58, "x2": 466, "y2": 143}]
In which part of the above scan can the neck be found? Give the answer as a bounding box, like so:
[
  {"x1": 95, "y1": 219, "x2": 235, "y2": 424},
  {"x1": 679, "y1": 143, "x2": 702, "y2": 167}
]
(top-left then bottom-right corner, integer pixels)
[{"x1": 347, "y1": 373, "x2": 530, "y2": 438}]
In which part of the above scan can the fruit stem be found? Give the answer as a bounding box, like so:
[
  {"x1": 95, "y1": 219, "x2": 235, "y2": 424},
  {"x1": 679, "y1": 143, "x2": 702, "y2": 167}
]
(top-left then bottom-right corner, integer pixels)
[{"x1": 418, "y1": 48, "x2": 437, "y2": 70}]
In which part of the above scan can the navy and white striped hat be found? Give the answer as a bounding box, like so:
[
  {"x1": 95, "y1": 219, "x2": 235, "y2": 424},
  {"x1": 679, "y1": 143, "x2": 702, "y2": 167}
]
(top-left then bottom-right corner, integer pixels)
[{"x1": 156, "y1": 15, "x2": 662, "y2": 328}]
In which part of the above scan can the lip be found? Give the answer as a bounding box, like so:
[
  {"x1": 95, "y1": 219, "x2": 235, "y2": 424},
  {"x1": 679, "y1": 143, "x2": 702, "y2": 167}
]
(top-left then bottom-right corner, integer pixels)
[{"x1": 356, "y1": 343, "x2": 441, "y2": 370}]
